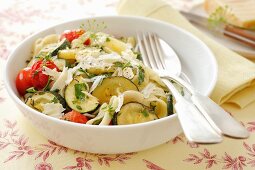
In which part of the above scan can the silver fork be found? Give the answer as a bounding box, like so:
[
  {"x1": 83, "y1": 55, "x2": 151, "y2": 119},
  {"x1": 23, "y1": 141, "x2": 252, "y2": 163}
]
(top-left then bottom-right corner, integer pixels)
[
  {"x1": 137, "y1": 32, "x2": 249, "y2": 140},
  {"x1": 137, "y1": 32, "x2": 222, "y2": 143}
]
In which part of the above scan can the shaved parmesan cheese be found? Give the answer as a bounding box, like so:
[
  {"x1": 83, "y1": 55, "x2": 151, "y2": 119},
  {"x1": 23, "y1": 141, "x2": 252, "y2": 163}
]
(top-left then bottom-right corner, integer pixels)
[
  {"x1": 99, "y1": 112, "x2": 112, "y2": 126},
  {"x1": 115, "y1": 94, "x2": 124, "y2": 113},
  {"x1": 65, "y1": 65, "x2": 80, "y2": 85},
  {"x1": 142, "y1": 83, "x2": 156, "y2": 98},
  {"x1": 42, "y1": 67, "x2": 60, "y2": 80},
  {"x1": 89, "y1": 75, "x2": 105, "y2": 93},
  {"x1": 51, "y1": 67, "x2": 68, "y2": 96},
  {"x1": 86, "y1": 103, "x2": 108, "y2": 125},
  {"x1": 142, "y1": 83, "x2": 166, "y2": 98},
  {"x1": 42, "y1": 103, "x2": 65, "y2": 118}
]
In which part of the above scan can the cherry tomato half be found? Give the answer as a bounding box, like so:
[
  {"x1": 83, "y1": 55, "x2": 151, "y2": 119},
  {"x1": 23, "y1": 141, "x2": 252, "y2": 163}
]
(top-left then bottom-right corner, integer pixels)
[
  {"x1": 16, "y1": 68, "x2": 33, "y2": 95},
  {"x1": 60, "y1": 29, "x2": 85, "y2": 43},
  {"x1": 83, "y1": 38, "x2": 91, "y2": 46},
  {"x1": 62, "y1": 110, "x2": 88, "y2": 124},
  {"x1": 30, "y1": 60, "x2": 60, "y2": 90}
]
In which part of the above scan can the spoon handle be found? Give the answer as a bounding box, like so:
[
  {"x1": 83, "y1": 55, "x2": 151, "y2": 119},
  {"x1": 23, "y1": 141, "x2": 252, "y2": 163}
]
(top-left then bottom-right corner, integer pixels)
[
  {"x1": 162, "y1": 79, "x2": 222, "y2": 143},
  {"x1": 162, "y1": 75, "x2": 249, "y2": 139},
  {"x1": 191, "y1": 93, "x2": 249, "y2": 138}
]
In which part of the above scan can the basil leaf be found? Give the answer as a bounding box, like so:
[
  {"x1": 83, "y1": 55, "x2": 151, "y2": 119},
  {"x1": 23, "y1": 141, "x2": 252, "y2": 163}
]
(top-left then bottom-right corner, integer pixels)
[{"x1": 74, "y1": 83, "x2": 87, "y2": 101}]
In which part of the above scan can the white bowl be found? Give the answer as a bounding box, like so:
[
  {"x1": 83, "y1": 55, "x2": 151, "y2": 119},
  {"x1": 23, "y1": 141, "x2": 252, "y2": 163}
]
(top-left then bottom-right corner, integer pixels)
[{"x1": 5, "y1": 16, "x2": 217, "y2": 154}]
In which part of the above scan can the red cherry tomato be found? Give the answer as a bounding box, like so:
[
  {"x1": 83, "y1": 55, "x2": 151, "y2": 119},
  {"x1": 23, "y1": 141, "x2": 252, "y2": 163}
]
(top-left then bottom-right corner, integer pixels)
[
  {"x1": 30, "y1": 60, "x2": 60, "y2": 90},
  {"x1": 83, "y1": 38, "x2": 91, "y2": 46},
  {"x1": 16, "y1": 68, "x2": 33, "y2": 95},
  {"x1": 60, "y1": 29, "x2": 85, "y2": 42},
  {"x1": 62, "y1": 110, "x2": 88, "y2": 124}
]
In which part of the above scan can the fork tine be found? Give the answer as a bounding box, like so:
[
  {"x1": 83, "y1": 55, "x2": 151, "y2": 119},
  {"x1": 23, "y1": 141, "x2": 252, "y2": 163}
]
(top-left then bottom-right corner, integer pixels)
[
  {"x1": 136, "y1": 32, "x2": 151, "y2": 68},
  {"x1": 148, "y1": 33, "x2": 164, "y2": 70},
  {"x1": 142, "y1": 32, "x2": 158, "y2": 70},
  {"x1": 154, "y1": 33, "x2": 167, "y2": 69}
]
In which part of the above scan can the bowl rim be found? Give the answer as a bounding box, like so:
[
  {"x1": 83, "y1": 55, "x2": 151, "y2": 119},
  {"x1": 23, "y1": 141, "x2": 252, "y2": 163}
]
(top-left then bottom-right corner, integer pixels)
[{"x1": 4, "y1": 15, "x2": 218, "y2": 129}]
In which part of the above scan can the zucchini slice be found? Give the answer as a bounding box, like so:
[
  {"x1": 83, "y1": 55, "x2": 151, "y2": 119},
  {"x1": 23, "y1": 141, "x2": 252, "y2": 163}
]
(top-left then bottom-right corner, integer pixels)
[
  {"x1": 113, "y1": 102, "x2": 158, "y2": 125},
  {"x1": 92, "y1": 76, "x2": 138, "y2": 104},
  {"x1": 26, "y1": 91, "x2": 64, "y2": 112},
  {"x1": 65, "y1": 76, "x2": 99, "y2": 113},
  {"x1": 167, "y1": 94, "x2": 174, "y2": 115}
]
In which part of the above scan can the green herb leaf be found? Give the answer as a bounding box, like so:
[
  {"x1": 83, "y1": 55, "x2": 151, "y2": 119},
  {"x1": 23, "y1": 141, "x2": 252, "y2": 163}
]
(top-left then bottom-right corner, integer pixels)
[
  {"x1": 134, "y1": 51, "x2": 142, "y2": 61},
  {"x1": 138, "y1": 66, "x2": 145, "y2": 85},
  {"x1": 141, "y1": 109, "x2": 149, "y2": 117},
  {"x1": 51, "y1": 97, "x2": 58, "y2": 104},
  {"x1": 43, "y1": 78, "x2": 52, "y2": 91},
  {"x1": 106, "y1": 37, "x2": 110, "y2": 42},
  {"x1": 26, "y1": 87, "x2": 37, "y2": 93},
  {"x1": 208, "y1": 6, "x2": 229, "y2": 28},
  {"x1": 74, "y1": 83, "x2": 87, "y2": 101},
  {"x1": 76, "y1": 105, "x2": 82, "y2": 110},
  {"x1": 113, "y1": 61, "x2": 131, "y2": 69}
]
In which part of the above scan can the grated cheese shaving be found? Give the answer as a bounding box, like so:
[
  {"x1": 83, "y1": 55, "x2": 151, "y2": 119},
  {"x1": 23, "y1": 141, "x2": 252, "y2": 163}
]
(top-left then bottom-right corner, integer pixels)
[
  {"x1": 42, "y1": 103, "x2": 65, "y2": 118},
  {"x1": 42, "y1": 67, "x2": 60, "y2": 80},
  {"x1": 50, "y1": 67, "x2": 68, "y2": 96},
  {"x1": 89, "y1": 75, "x2": 106, "y2": 93}
]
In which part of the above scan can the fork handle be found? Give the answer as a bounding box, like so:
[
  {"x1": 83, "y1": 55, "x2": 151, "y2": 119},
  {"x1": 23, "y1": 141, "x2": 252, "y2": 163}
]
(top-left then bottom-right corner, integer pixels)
[{"x1": 162, "y1": 79, "x2": 222, "y2": 143}]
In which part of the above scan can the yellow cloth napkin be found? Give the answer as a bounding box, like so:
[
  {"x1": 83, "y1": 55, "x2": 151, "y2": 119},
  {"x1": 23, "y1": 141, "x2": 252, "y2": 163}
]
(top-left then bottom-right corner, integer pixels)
[{"x1": 117, "y1": 0, "x2": 255, "y2": 108}]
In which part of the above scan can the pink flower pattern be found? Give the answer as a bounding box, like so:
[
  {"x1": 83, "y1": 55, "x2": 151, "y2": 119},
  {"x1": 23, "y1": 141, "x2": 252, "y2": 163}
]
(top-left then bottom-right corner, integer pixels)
[{"x1": 143, "y1": 159, "x2": 165, "y2": 170}]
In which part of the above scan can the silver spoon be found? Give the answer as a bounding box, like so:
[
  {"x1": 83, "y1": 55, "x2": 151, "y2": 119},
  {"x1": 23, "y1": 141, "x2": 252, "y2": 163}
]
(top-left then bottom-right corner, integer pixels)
[{"x1": 139, "y1": 32, "x2": 249, "y2": 139}]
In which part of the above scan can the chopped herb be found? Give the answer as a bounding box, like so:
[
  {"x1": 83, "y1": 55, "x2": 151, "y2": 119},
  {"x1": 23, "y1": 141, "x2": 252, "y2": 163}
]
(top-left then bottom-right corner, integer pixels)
[
  {"x1": 44, "y1": 54, "x2": 52, "y2": 61},
  {"x1": 138, "y1": 66, "x2": 145, "y2": 85},
  {"x1": 84, "y1": 69, "x2": 96, "y2": 78},
  {"x1": 43, "y1": 78, "x2": 52, "y2": 91},
  {"x1": 134, "y1": 51, "x2": 142, "y2": 61},
  {"x1": 108, "y1": 105, "x2": 114, "y2": 113},
  {"x1": 32, "y1": 70, "x2": 39, "y2": 77},
  {"x1": 113, "y1": 61, "x2": 131, "y2": 69},
  {"x1": 78, "y1": 68, "x2": 86, "y2": 73},
  {"x1": 52, "y1": 88, "x2": 60, "y2": 93},
  {"x1": 92, "y1": 118, "x2": 102, "y2": 125},
  {"x1": 76, "y1": 105, "x2": 82, "y2": 110},
  {"x1": 74, "y1": 83, "x2": 87, "y2": 100},
  {"x1": 26, "y1": 87, "x2": 37, "y2": 93},
  {"x1": 90, "y1": 33, "x2": 97, "y2": 40},
  {"x1": 208, "y1": 6, "x2": 229, "y2": 28},
  {"x1": 141, "y1": 109, "x2": 149, "y2": 117},
  {"x1": 113, "y1": 62, "x2": 124, "y2": 67},
  {"x1": 106, "y1": 37, "x2": 110, "y2": 42},
  {"x1": 51, "y1": 97, "x2": 58, "y2": 104}
]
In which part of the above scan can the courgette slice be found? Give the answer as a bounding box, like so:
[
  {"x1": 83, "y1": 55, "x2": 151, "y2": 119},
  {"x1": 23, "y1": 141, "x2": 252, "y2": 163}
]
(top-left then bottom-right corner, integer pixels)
[
  {"x1": 26, "y1": 91, "x2": 63, "y2": 112},
  {"x1": 65, "y1": 75, "x2": 99, "y2": 113},
  {"x1": 92, "y1": 76, "x2": 138, "y2": 104},
  {"x1": 167, "y1": 94, "x2": 174, "y2": 115},
  {"x1": 113, "y1": 102, "x2": 158, "y2": 125}
]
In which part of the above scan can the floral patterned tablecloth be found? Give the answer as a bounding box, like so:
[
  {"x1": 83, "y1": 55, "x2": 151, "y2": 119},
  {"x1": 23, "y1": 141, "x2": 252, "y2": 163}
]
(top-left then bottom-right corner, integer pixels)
[{"x1": 0, "y1": 0, "x2": 255, "y2": 169}]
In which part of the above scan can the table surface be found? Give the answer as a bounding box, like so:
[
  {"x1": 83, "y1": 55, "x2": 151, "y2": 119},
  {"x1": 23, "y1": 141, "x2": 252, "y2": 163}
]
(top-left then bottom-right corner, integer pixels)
[{"x1": 0, "y1": 0, "x2": 255, "y2": 170}]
